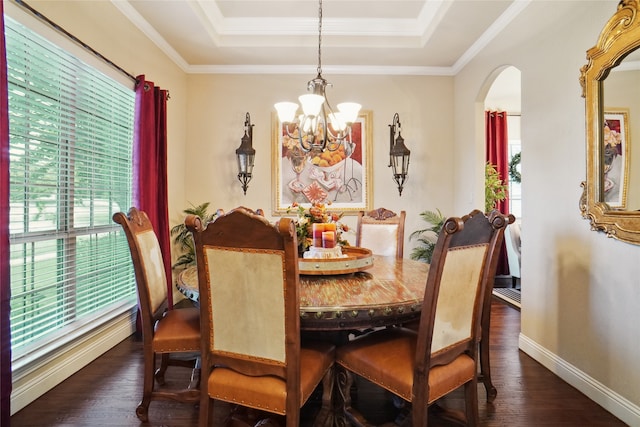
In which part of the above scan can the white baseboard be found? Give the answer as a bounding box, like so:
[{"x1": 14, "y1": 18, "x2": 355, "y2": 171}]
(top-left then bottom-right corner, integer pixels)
[
  {"x1": 10, "y1": 309, "x2": 136, "y2": 415},
  {"x1": 519, "y1": 333, "x2": 640, "y2": 427}
]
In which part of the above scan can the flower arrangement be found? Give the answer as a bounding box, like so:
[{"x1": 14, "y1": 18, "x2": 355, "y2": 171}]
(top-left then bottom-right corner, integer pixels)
[{"x1": 287, "y1": 202, "x2": 350, "y2": 255}]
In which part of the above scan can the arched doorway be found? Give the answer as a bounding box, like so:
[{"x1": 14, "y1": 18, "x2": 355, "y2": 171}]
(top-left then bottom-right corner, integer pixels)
[{"x1": 484, "y1": 66, "x2": 522, "y2": 306}]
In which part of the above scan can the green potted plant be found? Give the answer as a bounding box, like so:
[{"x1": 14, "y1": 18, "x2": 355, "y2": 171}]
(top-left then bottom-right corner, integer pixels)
[
  {"x1": 409, "y1": 164, "x2": 507, "y2": 264},
  {"x1": 170, "y1": 202, "x2": 217, "y2": 269},
  {"x1": 485, "y1": 162, "x2": 508, "y2": 212},
  {"x1": 409, "y1": 209, "x2": 446, "y2": 263}
]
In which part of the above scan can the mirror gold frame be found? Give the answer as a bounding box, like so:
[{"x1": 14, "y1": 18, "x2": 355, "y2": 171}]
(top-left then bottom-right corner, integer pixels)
[{"x1": 580, "y1": 0, "x2": 640, "y2": 245}]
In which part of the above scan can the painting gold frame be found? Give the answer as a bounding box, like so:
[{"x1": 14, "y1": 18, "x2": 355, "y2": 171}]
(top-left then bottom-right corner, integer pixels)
[
  {"x1": 271, "y1": 110, "x2": 373, "y2": 215},
  {"x1": 602, "y1": 109, "x2": 630, "y2": 209}
]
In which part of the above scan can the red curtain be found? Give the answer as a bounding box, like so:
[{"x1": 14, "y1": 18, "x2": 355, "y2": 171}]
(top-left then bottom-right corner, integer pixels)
[
  {"x1": 485, "y1": 110, "x2": 510, "y2": 276},
  {"x1": 133, "y1": 75, "x2": 173, "y2": 308},
  {"x1": 485, "y1": 110, "x2": 510, "y2": 213},
  {"x1": 0, "y1": 1, "x2": 12, "y2": 422}
]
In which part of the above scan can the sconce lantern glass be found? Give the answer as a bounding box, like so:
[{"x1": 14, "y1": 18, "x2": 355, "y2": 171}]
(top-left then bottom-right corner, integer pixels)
[
  {"x1": 236, "y1": 112, "x2": 255, "y2": 195},
  {"x1": 389, "y1": 113, "x2": 410, "y2": 196}
]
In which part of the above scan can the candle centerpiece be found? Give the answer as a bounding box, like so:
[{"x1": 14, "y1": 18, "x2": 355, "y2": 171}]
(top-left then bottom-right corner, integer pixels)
[
  {"x1": 304, "y1": 223, "x2": 343, "y2": 259},
  {"x1": 287, "y1": 202, "x2": 350, "y2": 258}
]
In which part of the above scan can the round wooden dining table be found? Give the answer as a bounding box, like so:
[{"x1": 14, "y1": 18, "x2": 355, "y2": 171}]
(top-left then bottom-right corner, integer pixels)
[{"x1": 176, "y1": 255, "x2": 430, "y2": 332}]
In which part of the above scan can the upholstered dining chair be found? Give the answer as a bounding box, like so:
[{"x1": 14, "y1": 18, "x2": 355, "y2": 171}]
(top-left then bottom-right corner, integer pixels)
[
  {"x1": 185, "y1": 207, "x2": 335, "y2": 427},
  {"x1": 356, "y1": 207, "x2": 406, "y2": 258},
  {"x1": 335, "y1": 209, "x2": 509, "y2": 426},
  {"x1": 113, "y1": 207, "x2": 200, "y2": 422}
]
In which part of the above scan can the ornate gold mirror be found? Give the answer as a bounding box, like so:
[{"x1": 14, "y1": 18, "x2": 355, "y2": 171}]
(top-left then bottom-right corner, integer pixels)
[{"x1": 580, "y1": 0, "x2": 640, "y2": 244}]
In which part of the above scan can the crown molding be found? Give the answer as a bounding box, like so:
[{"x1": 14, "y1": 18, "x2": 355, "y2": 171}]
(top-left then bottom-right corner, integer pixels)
[{"x1": 187, "y1": 64, "x2": 455, "y2": 76}]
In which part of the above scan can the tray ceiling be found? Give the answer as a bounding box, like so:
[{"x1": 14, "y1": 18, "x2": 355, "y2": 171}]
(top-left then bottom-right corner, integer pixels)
[{"x1": 114, "y1": 0, "x2": 527, "y2": 75}]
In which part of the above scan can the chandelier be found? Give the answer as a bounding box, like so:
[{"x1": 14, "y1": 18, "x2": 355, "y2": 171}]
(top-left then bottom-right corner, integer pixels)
[{"x1": 274, "y1": 0, "x2": 361, "y2": 153}]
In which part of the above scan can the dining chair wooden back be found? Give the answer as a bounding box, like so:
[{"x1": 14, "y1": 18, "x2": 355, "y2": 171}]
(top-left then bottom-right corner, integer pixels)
[
  {"x1": 356, "y1": 207, "x2": 406, "y2": 258},
  {"x1": 336, "y1": 209, "x2": 509, "y2": 426},
  {"x1": 185, "y1": 207, "x2": 335, "y2": 427},
  {"x1": 215, "y1": 206, "x2": 264, "y2": 217},
  {"x1": 113, "y1": 207, "x2": 200, "y2": 422}
]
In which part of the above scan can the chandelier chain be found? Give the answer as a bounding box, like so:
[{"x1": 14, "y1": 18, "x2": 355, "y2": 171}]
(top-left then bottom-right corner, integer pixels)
[
  {"x1": 273, "y1": 0, "x2": 360, "y2": 154},
  {"x1": 317, "y1": 0, "x2": 323, "y2": 76}
]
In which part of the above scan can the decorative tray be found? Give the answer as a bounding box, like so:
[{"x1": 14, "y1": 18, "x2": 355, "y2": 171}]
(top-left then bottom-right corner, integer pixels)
[{"x1": 298, "y1": 246, "x2": 374, "y2": 275}]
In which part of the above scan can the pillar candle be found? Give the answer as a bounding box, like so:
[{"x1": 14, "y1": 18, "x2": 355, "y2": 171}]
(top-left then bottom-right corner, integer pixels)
[
  {"x1": 322, "y1": 231, "x2": 336, "y2": 248},
  {"x1": 312, "y1": 223, "x2": 325, "y2": 247}
]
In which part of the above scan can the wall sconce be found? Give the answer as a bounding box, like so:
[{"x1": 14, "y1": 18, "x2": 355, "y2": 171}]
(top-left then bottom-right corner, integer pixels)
[
  {"x1": 389, "y1": 113, "x2": 410, "y2": 196},
  {"x1": 236, "y1": 112, "x2": 255, "y2": 195}
]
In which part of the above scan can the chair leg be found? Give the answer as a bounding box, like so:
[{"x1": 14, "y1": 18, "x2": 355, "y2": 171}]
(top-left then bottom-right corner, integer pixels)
[
  {"x1": 412, "y1": 400, "x2": 427, "y2": 426},
  {"x1": 136, "y1": 351, "x2": 155, "y2": 422},
  {"x1": 155, "y1": 352, "x2": 170, "y2": 385},
  {"x1": 135, "y1": 401, "x2": 149, "y2": 423},
  {"x1": 479, "y1": 302, "x2": 497, "y2": 402},
  {"x1": 479, "y1": 338, "x2": 497, "y2": 402},
  {"x1": 464, "y1": 379, "x2": 480, "y2": 426}
]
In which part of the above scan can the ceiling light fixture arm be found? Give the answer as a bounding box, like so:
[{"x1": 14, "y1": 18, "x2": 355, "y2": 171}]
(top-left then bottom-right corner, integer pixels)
[{"x1": 274, "y1": 0, "x2": 361, "y2": 154}]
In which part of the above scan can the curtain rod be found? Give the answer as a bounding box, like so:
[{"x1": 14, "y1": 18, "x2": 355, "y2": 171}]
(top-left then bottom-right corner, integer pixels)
[
  {"x1": 12, "y1": 0, "x2": 138, "y2": 84},
  {"x1": 488, "y1": 111, "x2": 521, "y2": 117}
]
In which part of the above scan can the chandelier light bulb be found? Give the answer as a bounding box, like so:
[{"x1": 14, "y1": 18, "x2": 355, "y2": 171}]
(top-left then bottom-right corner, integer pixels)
[
  {"x1": 337, "y1": 102, "x2": 361, "y2": 124},
  {"x1": 299, "y1": 94, "x2": 324, "y2": 117},
  {"x1": 274, "y1": 102, "x2": 298, "y2": 123}
]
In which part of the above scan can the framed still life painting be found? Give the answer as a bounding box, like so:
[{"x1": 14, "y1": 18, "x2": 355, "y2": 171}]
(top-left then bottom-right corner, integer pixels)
[
  {"x1": 603, "y1": 109, "x2": 630, "y2": 209},
  {"x1": 272, "y1": 110, "x2": 373, "y2": 214}
]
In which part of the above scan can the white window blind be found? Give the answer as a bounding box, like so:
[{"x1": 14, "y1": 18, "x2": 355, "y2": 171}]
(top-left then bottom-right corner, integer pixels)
[{"x1": 6, "y1": 16, "x2": 137, "y2": 360}]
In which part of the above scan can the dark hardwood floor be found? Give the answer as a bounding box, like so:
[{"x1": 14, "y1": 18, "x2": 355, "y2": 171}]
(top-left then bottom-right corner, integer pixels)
[{"x1": 11, "y1": 299, "x2": 627, "y2": 426}]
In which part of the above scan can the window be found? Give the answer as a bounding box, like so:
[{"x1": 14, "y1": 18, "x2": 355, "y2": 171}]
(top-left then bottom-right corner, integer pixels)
[
  {"x1": 507, "y1": 115, "x2": 521, "y2": 219},
  {"x1": 6, "y1": 16, "x2": 137, "y2": 362}
]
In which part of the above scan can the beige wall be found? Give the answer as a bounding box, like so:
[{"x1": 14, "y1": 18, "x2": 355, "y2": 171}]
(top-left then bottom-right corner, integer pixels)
[
  {"x1": 183, "y1": 73, "x2": 455, "y2": 251},
  {"x1": 6, "y1": 1, "x2": 640, "y2": 424},
  {"x1": 454, "y1": 1, "x2": 640, "y2": 424}
]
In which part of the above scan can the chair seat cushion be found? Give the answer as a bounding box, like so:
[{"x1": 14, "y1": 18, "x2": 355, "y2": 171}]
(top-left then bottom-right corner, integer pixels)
[
  {"x1": 208, "y1": 341, "x2": 335, "y2": 415},
  {"x1": 336, "y1": 327, "x2": 475, "y2": 404},
  {"x1": 153, "y1": 306, "x2": 200, "y2": 352}
]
